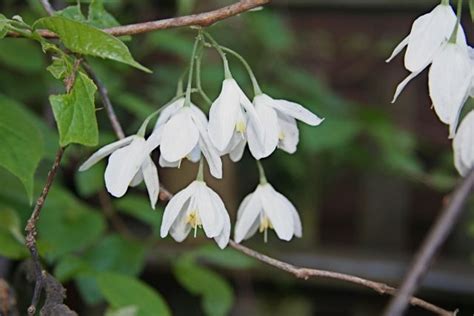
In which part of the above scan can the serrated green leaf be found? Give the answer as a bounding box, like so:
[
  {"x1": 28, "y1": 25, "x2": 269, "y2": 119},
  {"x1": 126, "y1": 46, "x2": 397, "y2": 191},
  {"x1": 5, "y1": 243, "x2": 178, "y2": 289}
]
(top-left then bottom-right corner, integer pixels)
[
  {"x1": 98, "y1": 272, "x2": 171, "y2": 316},
  {"x1": 50, "y1": 71, "x2": 99, "y2": 146},
  {"x1": 0, "y1": 94, "x2": 44, "y2": 202},
  {"x1": 34, "y1": 16, "x2": 150, "y2": 72},
  {"x1": 47, "y1": 55, "x2": 74, "y2": 80},
  {"x1": 174, "y1": 257, "x2": 233, "y2": 316}
]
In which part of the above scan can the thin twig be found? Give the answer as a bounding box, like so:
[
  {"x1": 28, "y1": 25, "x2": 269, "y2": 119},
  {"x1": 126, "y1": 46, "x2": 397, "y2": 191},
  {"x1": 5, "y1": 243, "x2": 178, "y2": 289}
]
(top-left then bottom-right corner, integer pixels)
[
  {"x1": 82, "y1": 62, "x2": 126, "y2": 139},
  {"x1": 38, "y1": 0, "x2": 54, "y2": 16},
  {"x1": 24, "y1": 147, "x2": 65, "y2": 316},
  {"x1": 383, "y1": 168, "x2": 474, "y2": 316},
  {"x1": 229, "y1": 241, "x2": 453, "y2": 316},
  {"x1": 10, "y1": 0, "x2": 269, "y2": 38}
]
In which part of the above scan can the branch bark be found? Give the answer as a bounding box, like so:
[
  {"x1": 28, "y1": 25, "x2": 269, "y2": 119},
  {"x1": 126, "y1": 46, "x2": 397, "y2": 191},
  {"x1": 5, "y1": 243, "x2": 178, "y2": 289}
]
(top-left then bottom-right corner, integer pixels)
[
  {"x1": 383, "y1": 168, "x2": 474, "y2": 316},
  {"x1": 13, "y1": 0, "x2": 270, "y2": 38},
  {"x1": 24, "y1": 147, "x2": 65, "y2": 316}
]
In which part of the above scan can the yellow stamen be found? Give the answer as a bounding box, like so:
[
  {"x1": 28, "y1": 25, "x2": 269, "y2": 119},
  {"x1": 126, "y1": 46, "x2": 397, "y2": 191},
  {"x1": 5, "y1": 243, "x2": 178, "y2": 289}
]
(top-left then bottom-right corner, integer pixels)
[
  {"x1": 236, "y1": 120, "x2": 246, "y2": 133},
  {"x1": 259, "y1": 215, "x2": 273, "y2": 243},
  {"x1": 278, "y1": 131, "x2": 285, "y2": 140},
  {"x1": 186, "y1": 210, "x2": 202, "y2": 237}
]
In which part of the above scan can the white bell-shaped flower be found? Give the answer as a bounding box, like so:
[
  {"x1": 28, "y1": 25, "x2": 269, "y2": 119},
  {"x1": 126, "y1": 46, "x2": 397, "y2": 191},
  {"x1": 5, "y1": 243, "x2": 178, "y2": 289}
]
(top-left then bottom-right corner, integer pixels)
[
  {"x1": 453, "y1": 111, "x2": 474, "y2": 176},
  {"x1": 386, "y1": 3, "x2": 462, "y2": 72},
  {"x1": 79, "y1": 135, "x2": 159, "y2": 209},
  {"x1": 388, "y1": 3, "x2": 466, "y2": 102},
  {"x1": 148, "y1": 98, "x2": 222, "y2": 179},
  {"x1": 160, "y1": 180, "x2": 231, "y2": 249},
  {"x1": 248, "y1": 94, "x2": 323, "y2": 159},
  {"x1": 429, "y1": 39, "x2": 472, "y2": 137},
  {"x1": 234, "y1": 183, "x2": 302, "y2": 243},
  {"x1": 208, "y1": 78, "x2": 264, "y2": 161},
  {"x1": 469, "y1": 47, "x2": 474, "y2": 98}
]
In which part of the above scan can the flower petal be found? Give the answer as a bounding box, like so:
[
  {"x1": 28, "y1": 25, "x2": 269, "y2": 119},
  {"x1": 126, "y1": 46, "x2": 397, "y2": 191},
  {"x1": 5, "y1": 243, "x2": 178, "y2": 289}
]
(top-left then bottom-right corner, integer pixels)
[
  {"x1": 248, "y1": 95, "x2": 279, "y2": 159},
  {"x1": 79, "y1": 136, "x2": 135, "y2": 171},
  {"x1": 277, "y1": 113, "x2": 299, "y2": 154},
  {"x1": 391, "y1": 68, "x2": 424, "y2": 103},
  {"x1": 453, "y1": 112, "x2": 474, "y2": 176},
  {"x1": 196, "y1": 183, "x2": 224, "y2": 238},
  {"x1": 259, "y1": 184, "x2": 294, "y2": 241},
  {"x1": 142, "y1": 156, "x2": 159, "y2": 209},
  {"x1": 208, "y1": 190, "x2": 231, "y2": 249},
  {"x1": 208, "y1": 79, "x2": 241, "y2": 151},
  {"x1": 274, "y1": 191, "x2": 302, "y2": 238},
  {"x1": 229, "y1": 135, "x2": 246, "y2": 162},
  {"x1": 386, "y1": 35, "x2": 409, "y2": 63},
  {"x1": 129, "y1": 171, "x2": 143, "y2": 187},
  {"x1": 169, "y1": 201, "x2": 192, "y2": 242},
  {"x1": 160, "y1": 182, "x2": 197, "y2": 238},
  {"x1": 272, "y1": 98, "x2": 323, "y2": 126},
  {"x1": 104, "y1": 137, "x2": 147, "y2": 198},
  {"x1": 234, "y1": 192, "x2": 261, "y2": 243},
  {"x1": 159, "y1": 156, "x2": 180, "y2": 168},
  {"x1": 429, "y1": 42, "x2": 471, "y2": 128},
  {"x1": 160, "y1": 107, "x2": 199, "y2": 162},
  {"x1": 404, "y1": 4, "x2": 457, "y2": 72}
]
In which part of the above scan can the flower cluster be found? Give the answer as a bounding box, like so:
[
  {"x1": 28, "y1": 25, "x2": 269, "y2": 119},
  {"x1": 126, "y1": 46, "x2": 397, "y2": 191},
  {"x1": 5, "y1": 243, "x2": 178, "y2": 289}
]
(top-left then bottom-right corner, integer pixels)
[
  {"x1": 79, "y1": 30, "x2": 323, "y2": 248},
  {"x1": 387, "y1": 0, "x2": 474, "y2": 176}
]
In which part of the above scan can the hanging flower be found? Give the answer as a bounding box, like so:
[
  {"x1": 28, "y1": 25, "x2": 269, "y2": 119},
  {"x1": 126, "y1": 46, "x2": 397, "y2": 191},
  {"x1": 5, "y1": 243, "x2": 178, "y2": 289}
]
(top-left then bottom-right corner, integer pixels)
[
  {"x1": 469, "y1": 46, "x2": 474, "y2": 98},
  {"x1": 387, "y1": 2, "x2": 466, "y2": 102},
  {"x1": 208, "y1": 78, "x2": 264, "y2": 161},
  {"x1": 453, "y1": 111, "x2": 474, "y2": 176},
  {"x1": 160, "y1": 180, "x2": 230, "y2": 249},
  {"x1": 147, "y1": 98, "x2": 222, "y2": 179},
  {"x1": 79, "y1": 135, "x2": 159, "y2": 209},
  {"x1": 234, "y1": 183, "x2": 302, "y2": 243},
  {"x1": 248, "y1": 94, "x2": 323, "y2": 159},
  {"x1": 428, "y1": 39, "x2": 472, "y2": 137}
]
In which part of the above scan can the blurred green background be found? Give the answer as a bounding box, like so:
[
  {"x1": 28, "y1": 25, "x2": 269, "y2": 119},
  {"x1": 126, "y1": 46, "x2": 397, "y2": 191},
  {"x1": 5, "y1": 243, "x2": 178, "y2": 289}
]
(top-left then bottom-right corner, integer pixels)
[{"x1": 0, "y1": 0, "x2": 473, "y2": 315}]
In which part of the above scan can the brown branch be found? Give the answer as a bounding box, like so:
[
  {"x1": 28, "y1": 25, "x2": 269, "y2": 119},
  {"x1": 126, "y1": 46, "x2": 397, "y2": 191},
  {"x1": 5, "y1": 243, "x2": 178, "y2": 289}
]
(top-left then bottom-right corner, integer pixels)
[
  {"x1": 229, "y1": 241, "x2": 453, "y2": 316},
  {"x1": 24, "y1": 147, "x2": 65, "y2": 316},
  {"x1": 383, "y1": 168, "x2": 474, "y2": 316},
  {"x1": 10, "y1": 0, "x2": 270, "y2": 38}
]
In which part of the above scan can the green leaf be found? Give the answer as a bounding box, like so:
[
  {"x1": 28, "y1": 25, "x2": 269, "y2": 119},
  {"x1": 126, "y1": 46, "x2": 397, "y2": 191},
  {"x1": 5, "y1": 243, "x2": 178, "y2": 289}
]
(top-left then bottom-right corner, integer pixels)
[
  {"x1": 0, "y1": 207, "x2": 28, "y2": 259},
  {"x1": 190, "y1": 245, "x2": 255, "y2": 269},
  {"x1": 98, "y1": 272, "x2": 171, "y2": 316},
  {"x1": 75, "y1": 160, "x2": 105, "y2": 197},
  {"x1": 87, "y1": 0, "x2": 130, "y2": 42},
  {"x1": 114, "y1": 195, "x2": 162, "y2": 236},
  {"x1": 55, "y1": 5, "x2": 87, "y2": 22},
  {"x1": 54, "y1": 255, "x2": 91, "y2": 282},
  {"x1": 470, "y1": 0, "x2": 474, "y2": 22},
  {"x1": 0, "y1": 14, "x2": 8, "y2": 39},
  {"x1": 34, "y1": 16, "x2": 150, "y2": 72},
  {"x1": 0, "y1": 39, "x2": 45, "y2": 73},
  {"x1": 49, "y1": 71, "x2": 99, "y2": 146},
  {"x1": 38, "y1": 186, "x2": 106, "y2": 260},
  {"x1": 174, "y1": 257, "x2": 233, "y2": 316},
  {"x1": 105, "y1": 306, "x2": 139, "y2": 316},
  {"x1": 47, "y1": 55, "x2": 74, "y2": 80},
  {"x1": 0, "y1": 94, "x2": 44, "y2": 202}
]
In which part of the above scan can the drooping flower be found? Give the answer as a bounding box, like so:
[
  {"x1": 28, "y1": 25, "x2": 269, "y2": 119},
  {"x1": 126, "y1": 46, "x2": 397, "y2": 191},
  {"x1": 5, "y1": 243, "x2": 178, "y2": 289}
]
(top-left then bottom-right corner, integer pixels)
[
  {"x1": 160, "y1": 180, "x2": 230, "y2": 248},
  {"x1": 469, "y1": 46, "x2": 474, "y2": 98},
  {"x1": 453, "y1": 111, "x2": 474, "y2": 176},
  {"x1": 234, "y1": 182, "x2": 302, "y2": 243},
  {"x1": 148, "y1": 98, "x2": 222, "y2": 179},
  {"x1": 247, "y1": 94, "x2": 323, "y2": 159},
  {"x1": 387, "y1": 2, "x2": 466, "y2": 102},
  {"x1": 208, "y1": 78, "x2": 264, "y2": 161},
  {"x1": 79, "y1": 135, "x2": 159, "y2": 209},
  {"x1": 428, "y1": 39, "x2": 472, "y2": 137}
]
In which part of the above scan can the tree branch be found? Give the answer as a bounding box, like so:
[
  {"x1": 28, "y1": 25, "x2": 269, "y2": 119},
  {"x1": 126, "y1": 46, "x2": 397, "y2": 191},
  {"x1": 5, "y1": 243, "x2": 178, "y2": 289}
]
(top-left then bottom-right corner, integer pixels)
[
  {"x1": 383, "y1": 168, "x2": 474, "y2": 316},
  {"x1": 24, "y1": 147, "x2": 65, "y2": 316},
  {"x1": 12, "y1": 0, "x2": 270, "y2": 38},
  {"x1": 228, "y1": 241, "x2": 453, "y2": 316}
]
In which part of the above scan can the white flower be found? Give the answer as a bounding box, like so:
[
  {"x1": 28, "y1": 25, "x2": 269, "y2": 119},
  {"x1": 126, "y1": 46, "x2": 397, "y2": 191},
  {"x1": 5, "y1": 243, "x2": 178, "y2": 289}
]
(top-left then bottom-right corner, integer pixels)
[
  {"x1": 429, "y1": 40, "x2": 472, "y2": 137},
  {"x1": 469, "y1": 47, "x2": 474, "y2": 98},
  {"x1": 386, "y1": 3, "x2": 462, "y2": 72},
  {"x1": 248, "y1": 94, "x2": 323, "y2": 159},
  {"x1": 208, "y1": 78, "x2": 264, "y2": 161},
  {"x1": 148, "y1": 98, "x2": 222, "y2": 179},
  {"x1": 79, "y1": 135, "x2": 159, "y2": 209},
  {"x1": 160, "y1": 180, "x2": 230, "y2": 249},
  {"x1": 234, "y1": 183, "x2": 302, "y2": 243},
  {"x1": 453, "y1": 111, "x2": 474, "y2": 176},
  {"x1": 387, "y1": 3, "x2": 466, "y2": 102}
]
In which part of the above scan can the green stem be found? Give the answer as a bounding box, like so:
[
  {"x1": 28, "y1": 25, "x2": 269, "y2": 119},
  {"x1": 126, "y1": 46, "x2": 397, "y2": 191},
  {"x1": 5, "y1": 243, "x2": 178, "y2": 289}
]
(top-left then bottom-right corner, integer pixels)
[
  {"x1": 448, "y1": 0, "x2": 463, "y2": 43},
  {"x1": 202, "y1": 31, "x2": 232, "y2": 79},
  {"x1": 195, "y1": 43, "x2": 212, "y2": 106},
  {"x1": 256, "y1": 160, "x2": 267, "y2": 184},
  {"x1": 441, "y1": 0, "x2": 449, "y2": 5},
  {"x1": 220, "y1": 46, "x2": 263, "y2": 95},
  {"x1": 185, "y1": 34, "x2": 201, "y2": 106},
  {"x1": 196, "y1": 159, "x2": 204, "y2": 181}
]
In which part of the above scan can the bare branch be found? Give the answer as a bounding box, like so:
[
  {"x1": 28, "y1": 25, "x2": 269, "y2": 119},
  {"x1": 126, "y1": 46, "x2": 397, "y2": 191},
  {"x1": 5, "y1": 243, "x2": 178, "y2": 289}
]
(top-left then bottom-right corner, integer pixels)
[
  {"x1": 229, "y1": 241, "x2": 453, "y2": 316},
  {"x1": 383, "y1": 168, "x2": 474, "y2": 316},
  {"x1": 11, "y1": 0, "x2": 270, "y2": 38},
  {"x1": 38, "y1": 0, "x2": 54, "y2": 16},
  {"x1": 24, "y1": 147, "x2": 65, "y2": 316}
]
